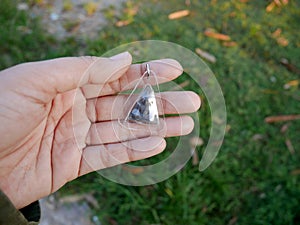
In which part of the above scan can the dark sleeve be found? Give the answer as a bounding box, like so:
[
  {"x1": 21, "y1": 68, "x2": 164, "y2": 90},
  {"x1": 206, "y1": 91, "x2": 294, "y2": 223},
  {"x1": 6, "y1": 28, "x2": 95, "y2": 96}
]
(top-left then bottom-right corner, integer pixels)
[{"x1": 0, "y1": 189, "x2": 40, "y2": 225}]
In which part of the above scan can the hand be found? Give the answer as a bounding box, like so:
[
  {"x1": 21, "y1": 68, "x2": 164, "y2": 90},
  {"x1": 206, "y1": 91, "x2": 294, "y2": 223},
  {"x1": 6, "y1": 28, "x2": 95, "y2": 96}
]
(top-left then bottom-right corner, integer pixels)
[{"x1": 0, "y1": 52, "x2": 200, "y2": 209}]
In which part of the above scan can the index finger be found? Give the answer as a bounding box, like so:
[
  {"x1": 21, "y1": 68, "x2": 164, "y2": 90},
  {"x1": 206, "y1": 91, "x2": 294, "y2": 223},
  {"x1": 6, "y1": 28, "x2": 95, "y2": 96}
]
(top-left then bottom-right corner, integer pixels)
[
  {"x1": 81, "y1": 59, "x2": 183, "y2": 98},
  {"x1": 124, "y1": 59, "x2": 183, "y2": 88}
]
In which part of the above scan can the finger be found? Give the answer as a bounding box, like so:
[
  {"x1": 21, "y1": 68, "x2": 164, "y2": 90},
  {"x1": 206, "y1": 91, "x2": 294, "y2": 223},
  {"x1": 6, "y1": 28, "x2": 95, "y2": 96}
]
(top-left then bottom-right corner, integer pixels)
[
  {"x1": 79, "y1": 136, "x2": 166, "y2": 176},
  {"x1": 124, "y1": 59, "x2": 183, "y2": 87},
  {"x1": 82, "y1": 52, "x2": 133, "y2": 85},
  {"x1": 7, "y1": 52, "x2": 132, "y2": 103},
  {"x1": 86, "y1": 116, "x2": 194, "y2": 145},
  {"x1": 81, "y1": 58, "x2": 183, "y2": 98},
  {"x1": 86, "y1": 91, "x2": 201, "y2": 122}
]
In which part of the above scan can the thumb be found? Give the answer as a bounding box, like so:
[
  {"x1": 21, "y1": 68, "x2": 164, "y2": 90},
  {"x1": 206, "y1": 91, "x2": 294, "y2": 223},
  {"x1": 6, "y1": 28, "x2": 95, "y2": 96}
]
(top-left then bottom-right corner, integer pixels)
[
  {"x1": 80, "y1": 51, "x2": 132, "y2": 86},
  {"x1": 10, "y1": 51, "x2": 132, "y2": 96},
  {"x1": 48, "y1": 51, "x2": 132, "y2": 94}
]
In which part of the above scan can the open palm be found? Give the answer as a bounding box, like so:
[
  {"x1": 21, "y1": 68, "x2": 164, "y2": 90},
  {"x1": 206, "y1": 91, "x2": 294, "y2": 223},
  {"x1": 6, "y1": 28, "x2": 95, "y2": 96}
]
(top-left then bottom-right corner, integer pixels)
[{"x1": 0, "y1": 52, "x2": 200, "y2": 209}]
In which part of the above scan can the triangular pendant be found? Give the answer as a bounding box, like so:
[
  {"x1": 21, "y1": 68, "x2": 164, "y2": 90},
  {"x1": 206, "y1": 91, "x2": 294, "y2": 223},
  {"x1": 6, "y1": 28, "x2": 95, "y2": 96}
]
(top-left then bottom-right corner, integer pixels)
[
  {"x1": 116, "y1": 63, "x2": 165, "y2": 135},
  {"x1": 126, "y1": 84, "x2": 159, "y2": 125}
]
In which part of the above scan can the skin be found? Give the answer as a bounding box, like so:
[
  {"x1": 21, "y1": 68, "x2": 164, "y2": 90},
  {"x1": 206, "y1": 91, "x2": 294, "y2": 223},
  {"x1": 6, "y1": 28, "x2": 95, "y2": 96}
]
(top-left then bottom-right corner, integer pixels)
[{"x1": 0, "y1": 52, "x2": 201, "y2": 209}]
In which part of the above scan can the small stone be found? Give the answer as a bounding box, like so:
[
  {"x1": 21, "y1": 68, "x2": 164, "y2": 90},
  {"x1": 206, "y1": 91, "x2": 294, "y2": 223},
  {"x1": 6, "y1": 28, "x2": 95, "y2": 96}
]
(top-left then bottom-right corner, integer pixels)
[
  {"x1": 50, "y1": 13, "x2": 59, "y2": 21},
  {"x1": 17, "y1": 3, "x2": 29, "y2": 11}
]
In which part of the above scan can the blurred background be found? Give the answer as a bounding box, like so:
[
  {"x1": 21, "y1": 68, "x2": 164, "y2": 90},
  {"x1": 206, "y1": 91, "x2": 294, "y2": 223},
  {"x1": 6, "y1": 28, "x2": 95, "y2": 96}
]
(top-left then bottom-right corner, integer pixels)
[{"x1": 1, "y1": 0, "x2": 299, "y2": 224}]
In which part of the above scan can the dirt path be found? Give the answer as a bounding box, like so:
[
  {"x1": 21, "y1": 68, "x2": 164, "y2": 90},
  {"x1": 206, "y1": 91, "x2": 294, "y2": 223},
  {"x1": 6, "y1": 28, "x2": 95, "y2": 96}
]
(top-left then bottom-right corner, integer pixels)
[
  {"x1": 39, "y1": 194, "x2": 98, "y2": 225},
  {"x1": 27, "y1": 0, "x2": 126, "y2": 39}
]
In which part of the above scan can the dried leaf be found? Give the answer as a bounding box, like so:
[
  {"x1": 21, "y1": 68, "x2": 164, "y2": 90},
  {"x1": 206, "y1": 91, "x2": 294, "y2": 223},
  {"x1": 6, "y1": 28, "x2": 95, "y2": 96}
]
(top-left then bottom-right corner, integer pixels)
[
  {"x1": 59, "y1": 194, "x2": 85, "y2": 203},
  {"x1": 223, "y1": 41, "x2": 237, "y2": 47},
  {"x1": 168, "y1": 9, "x2": 190, "y2": 20},
  {"x1": 190, "y1": 136, "x2": 204, "y2": 147},
  {"x1": 277, "y1": 37, "x2": 289, "y2": 46},
  {"x1": 212, "y1": 115, "x2": 224, "y2": 124},
  {"x1": 280, "y1": 58, "x2": 300, "y2": 75},
  {"x1": 179, "y1": 80, "x2": 190, "y2": 88},
  {"x1": 266, "y1": 2, "x2": 276, "y2": 12},
  {"x1": 229, "y1": 12, "x2": 237, "y2": 17},
  {"x1": 272, "y1": 28, "x2": 282, "y2": 38},
  {"x1": 35, "y1": 0, "x2": 46, "y2": 6},
  {"x1": 59, "y1": 192, "x2": 99, "y2": 208},
  {"x1": 271, "y1": 28, "x2": 288, "y2": 46},
  {"x1": 124, "y1": 6, "x2": 138, "y2": 17},
  {"x1": 212, "y1": 140, "x2": 223, "y2": 147},
  {"x1": 115, "y1": 20, "x2": 132, "y2": 27},
  {"x1": 267, "y1": 0, "x2": 289, "y2": 12},
  {"x1": 226, "y1": 124, "x2": 231, "y2": 132},
  {"x1": 264, "y1": 114, "x2": 300, "y2": 123},
  {"x1": 204, "y1": 29, "x2": 231, "y2": 41},
  {"x1": 108, "y1": 218, "x2": 118, "y2": 225},
  {"x1": 195, "y1": 48, "x2": 217, "y2": 63},
  {"x1": 122, "y1": 165, "x2": 144, "y2": 174},
  {"x1": 274, "y1": 0, "x2": 282, "y2": 6},
  {"x1": 170, "y1": 80, "x2": 190, "y2": 90},
  {"x1": 84, "y1": 194, "x2": 99, "y2": 208},
  {"x1": 228, "y1": 216, "x2": 238, "y2": 225},
  {"x1": 165, "y1": 188, "x2": 174, "y2": 197},
  {"x1": 284, "y1": 79, "x2": 299, "y2": 89},
  {"x1": 201, "y1": 206, "x2": 208, "y2": 213},
  {"x1": 291, "y1": 169, "x2": 300, "y2": 175},
  {"x1": 252, "y1": 134, "x2": 264, "y2": 141},
  {"x1": 70, "y1": 24, "x2": 80, "y2": 34},
  {"x1": 285, "y1": 139, "x2": 295, "y2": 154},
  {"x1": 280, "y1": 123, "x2": 289, "y2": 133},
  {"x1": 192, "y1": 150, "x2": 199, "y2": 166}
]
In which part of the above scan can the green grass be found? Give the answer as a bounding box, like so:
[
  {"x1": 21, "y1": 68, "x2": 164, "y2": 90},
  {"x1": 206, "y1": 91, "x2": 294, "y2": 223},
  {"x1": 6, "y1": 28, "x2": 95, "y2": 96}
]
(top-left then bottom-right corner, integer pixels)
[
  {"x1": 1, "y1": 0, "x2": 300, "y2": 224},
  {"x1": 0, "y1": 0, "x2": 80, "y2": 68}
]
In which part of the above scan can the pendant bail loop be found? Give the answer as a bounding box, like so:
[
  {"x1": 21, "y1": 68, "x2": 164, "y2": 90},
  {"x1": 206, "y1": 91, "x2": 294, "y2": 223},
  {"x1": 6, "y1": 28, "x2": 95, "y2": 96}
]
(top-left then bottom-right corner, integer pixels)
[
  {"x1": 118, "y1": 61, "x2": 164, "y2": 128},
  {"x1": 146, "y1": 63, "x2": 151, "y2": 78}
]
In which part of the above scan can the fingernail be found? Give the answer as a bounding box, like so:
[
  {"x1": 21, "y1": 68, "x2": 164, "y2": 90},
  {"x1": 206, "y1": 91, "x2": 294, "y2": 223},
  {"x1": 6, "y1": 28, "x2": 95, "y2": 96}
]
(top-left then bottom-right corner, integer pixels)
[
  {"x1": 110, "y1": 51, "x2": 131, "y2": 60},
  {"x1": 182, "y1": 116, "x2": 194, "y2": 135}
]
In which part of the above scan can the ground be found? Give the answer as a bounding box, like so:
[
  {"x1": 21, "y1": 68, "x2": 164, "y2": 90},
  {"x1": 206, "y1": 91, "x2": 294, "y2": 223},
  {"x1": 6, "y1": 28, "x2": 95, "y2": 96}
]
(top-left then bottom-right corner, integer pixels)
[
  {"x1": 0, "y1": 0, "x2": 300, "y2": 224},
  {"x1": 40, "y1": 194, "x2": 97, "y2": 225},
  {"x1": 27, "y1": 0, "x2": 127, "y2": 39}
]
